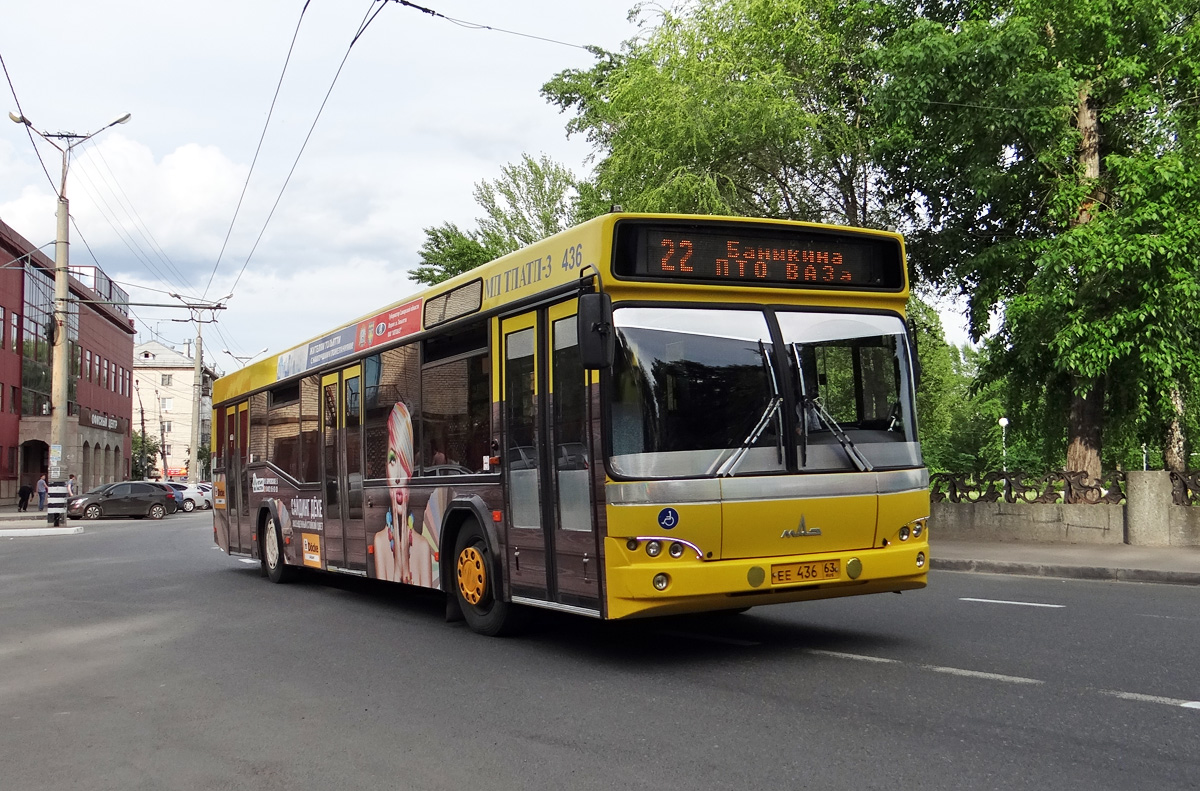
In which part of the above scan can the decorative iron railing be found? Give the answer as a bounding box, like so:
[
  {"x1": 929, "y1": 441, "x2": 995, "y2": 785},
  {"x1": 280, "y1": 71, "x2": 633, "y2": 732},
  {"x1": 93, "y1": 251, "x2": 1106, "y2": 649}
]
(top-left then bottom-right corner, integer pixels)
[{"x1": 930, "y1": 471, "x2": 1127, "y2": 505}]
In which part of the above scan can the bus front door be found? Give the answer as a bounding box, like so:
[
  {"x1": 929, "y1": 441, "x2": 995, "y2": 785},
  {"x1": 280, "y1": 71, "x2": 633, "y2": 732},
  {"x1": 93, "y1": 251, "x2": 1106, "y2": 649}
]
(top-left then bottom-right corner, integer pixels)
[
  {"x1": 502, "y1": 304, "x2": 601, "y2": 613},
  {"x1": 319, "y1": 366, "x2": 367, "y2": 573}
]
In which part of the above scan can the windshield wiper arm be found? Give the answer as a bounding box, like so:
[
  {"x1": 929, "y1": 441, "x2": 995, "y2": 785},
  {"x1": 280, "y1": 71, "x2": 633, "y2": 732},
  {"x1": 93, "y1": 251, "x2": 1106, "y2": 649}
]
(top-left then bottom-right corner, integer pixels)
[
  {"x1": 714, "y1": 396, "x2": 783, "y2": 477},
  {"x1": 803, "y1": 395, "x2": 874, "y2": 472}
]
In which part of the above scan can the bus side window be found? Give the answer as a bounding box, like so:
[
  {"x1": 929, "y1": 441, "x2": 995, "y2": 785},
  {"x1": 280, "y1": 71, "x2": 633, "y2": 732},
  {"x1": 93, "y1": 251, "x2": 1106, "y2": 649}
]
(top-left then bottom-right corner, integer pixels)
[{"x1": 362, "y1": 345, "x2": 420, "y2": 480}]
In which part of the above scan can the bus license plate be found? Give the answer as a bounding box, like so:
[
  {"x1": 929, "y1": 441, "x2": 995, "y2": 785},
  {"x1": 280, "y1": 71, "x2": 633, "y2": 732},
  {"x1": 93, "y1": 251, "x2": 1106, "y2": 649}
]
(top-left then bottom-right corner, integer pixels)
[{"x1": 771, "y1": 560, "x2": 840, "y2": 585}]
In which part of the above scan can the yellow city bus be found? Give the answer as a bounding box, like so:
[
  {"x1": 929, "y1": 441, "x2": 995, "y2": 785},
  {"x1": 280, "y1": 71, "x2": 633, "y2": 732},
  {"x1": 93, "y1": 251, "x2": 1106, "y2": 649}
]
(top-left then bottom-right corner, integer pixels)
[{"x1": 211, "y1": 212, "x2": 929, "y2": 635}]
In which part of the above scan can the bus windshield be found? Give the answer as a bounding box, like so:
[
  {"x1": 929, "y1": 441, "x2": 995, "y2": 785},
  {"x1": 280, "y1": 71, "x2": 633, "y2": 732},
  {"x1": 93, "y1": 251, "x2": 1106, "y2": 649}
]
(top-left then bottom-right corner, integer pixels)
[{"x1": 608, "y1": 307, "x2": 920, "y2": 478}]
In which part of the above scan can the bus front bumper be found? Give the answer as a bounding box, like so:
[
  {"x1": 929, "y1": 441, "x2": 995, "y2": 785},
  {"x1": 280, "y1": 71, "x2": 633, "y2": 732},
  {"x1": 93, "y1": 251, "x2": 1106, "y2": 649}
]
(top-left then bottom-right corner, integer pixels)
[{"x1": 604, "y1": 538, "x2": 929, "y2": 620}]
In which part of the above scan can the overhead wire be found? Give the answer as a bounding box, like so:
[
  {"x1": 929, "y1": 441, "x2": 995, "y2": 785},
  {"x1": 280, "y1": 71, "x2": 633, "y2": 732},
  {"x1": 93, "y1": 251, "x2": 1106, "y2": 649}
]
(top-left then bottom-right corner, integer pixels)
[
  {"x1": 78, "y1": 141, "x2": 193, "y2": 287},
  {"x1": 224, "y1": 0, "x2": 389, "y2": 300},
  {"x1": 202, "y1": 0, "x2": 316, "y2": 300},
  {"x1": 390, "y1": 0, "x2": 590, "y2": 50},
  {"x1": 0, "y1": 49, "x2": 56, "y2": 192}
]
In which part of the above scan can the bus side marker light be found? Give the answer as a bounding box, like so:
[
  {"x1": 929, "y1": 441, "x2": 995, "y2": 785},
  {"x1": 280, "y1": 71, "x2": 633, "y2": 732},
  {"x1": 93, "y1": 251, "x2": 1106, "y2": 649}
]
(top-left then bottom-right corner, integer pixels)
[
  {"x1": 846, "y1": 558, "x2": 863, "y2": 579},
  {"x1": 916, "y1": 552, "x2": 926, "y2": 568},
  {"x1": 653, "y1": 573, "x2": 670, "y2": 591},
  {"x1": 646, "y1": 540, "x2": 662, "y2": 557},
  {"x1": 492, "y1": 510, "x2": 503, "y2": 523},
  {"x1": 284, "y1": 536, "x2": 291, "y2": 546},
  {"x1": 368, "y1": 544, "x2": 374, "y2": 554}
]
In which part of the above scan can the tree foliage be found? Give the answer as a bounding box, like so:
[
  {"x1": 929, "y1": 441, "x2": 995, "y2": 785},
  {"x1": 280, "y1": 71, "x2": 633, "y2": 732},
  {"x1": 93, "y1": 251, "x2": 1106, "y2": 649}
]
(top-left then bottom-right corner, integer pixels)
[
  {"x1": 410, "y1": 154, "x2": 580, "y2": 286},
  {"x1": 543, "y1": 0, "x2": 904, "y2": 226},
  {"x1": 132, "y1": 431, "x2": 160, "y2": 480},
  {"x1": 873, "y1": 0, "x2": 1200, "y2": 474}
]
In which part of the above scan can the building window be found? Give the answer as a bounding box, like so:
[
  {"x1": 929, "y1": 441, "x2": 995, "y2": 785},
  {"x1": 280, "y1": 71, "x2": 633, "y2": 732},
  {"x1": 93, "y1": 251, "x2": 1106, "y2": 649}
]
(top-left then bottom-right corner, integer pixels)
[
  {"x1": 9, "y1": 313, "x2": 17, "y2": 354},
  {"x1": 0, "y1": 306, "x2": 5, "y2": 349},
  {"x1": 161, "y1": 373, "x2": 173, "y2": 386},
  {"x1": 93, "y1": 354, "x2": 99, "y2": 383},
  {"x1": 85, "y1": 350, "x2": 92, "y2": 382},
  {"x1": 6, "y1": 447, "x2": 14, "y2": 473},
  {"x1": 9, "y1": 386, "x2": 16, "y2": 414},
  {"x1": 160, "y1": 397, "x2": 173, "y2": 412},
  {"x1": 162, "y1": 421, "x2": 172, "y2": 434}
]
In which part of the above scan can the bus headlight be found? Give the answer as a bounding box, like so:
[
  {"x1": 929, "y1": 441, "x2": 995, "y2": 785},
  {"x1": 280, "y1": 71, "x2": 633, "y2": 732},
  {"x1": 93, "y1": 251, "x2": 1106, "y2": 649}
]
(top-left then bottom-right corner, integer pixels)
[
  {"x1": 899, "y1": 525, "x2": 910, "y2": 541},
  {"x1": 912, "y1": 518, "x2": 926, "y2": 538},
  {"x1": 652, "y1": 573, "x2": 670, "y2": 590},
  {"x1": 669, "y1": 542, "x2": 684, "y2": 558},
  {"x1": 916, "y1": 552, "x2": 926, "y2": 568},
  {"x1": 646, "y1": 540, "x2": 662, "y2": 557}
]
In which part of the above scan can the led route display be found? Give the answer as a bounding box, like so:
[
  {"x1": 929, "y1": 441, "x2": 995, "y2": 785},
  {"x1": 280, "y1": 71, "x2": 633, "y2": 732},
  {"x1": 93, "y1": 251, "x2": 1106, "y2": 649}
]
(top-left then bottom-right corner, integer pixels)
[{"x1": 614, "y1": 223, "x2": 904, "y2": 290}]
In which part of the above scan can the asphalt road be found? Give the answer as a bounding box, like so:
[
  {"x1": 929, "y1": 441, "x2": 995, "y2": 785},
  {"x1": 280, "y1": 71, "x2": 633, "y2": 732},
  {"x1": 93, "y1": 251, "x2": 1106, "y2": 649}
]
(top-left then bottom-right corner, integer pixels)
[{"x1": 1, "y1": 512, "x2": 1197, "y2": 791}]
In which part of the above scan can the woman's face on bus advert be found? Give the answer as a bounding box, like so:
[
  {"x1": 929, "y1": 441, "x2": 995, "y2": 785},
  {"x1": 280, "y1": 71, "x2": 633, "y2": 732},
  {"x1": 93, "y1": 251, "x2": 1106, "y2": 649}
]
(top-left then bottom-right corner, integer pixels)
[{"x1": 387, "y1": 403, "x2": 413, "y2": 514}]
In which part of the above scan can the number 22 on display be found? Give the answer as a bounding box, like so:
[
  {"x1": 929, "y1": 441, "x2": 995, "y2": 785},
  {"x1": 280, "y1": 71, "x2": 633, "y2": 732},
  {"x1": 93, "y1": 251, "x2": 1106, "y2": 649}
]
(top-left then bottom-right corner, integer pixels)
[{"x1": 660, "y1": 238, "x2": 693, "y2": 272}]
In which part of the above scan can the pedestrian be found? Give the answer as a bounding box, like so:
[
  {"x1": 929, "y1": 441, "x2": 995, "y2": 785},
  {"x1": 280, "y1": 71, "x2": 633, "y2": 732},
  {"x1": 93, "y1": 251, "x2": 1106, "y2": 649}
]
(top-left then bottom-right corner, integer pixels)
[
  {"x1": 36, "y1": 474, "x2": 48, "y2": 511},
  {"x1": 67, "y1": 474, "x2": 79, "y2": 497},
  {"x1": 17, "y1": 482, "x2": 32, "y2": 512}
]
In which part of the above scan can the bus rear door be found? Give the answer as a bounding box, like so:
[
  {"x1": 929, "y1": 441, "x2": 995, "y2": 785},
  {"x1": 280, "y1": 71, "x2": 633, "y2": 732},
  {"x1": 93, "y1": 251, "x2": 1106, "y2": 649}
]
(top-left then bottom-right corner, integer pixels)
[{"x1": 320, "y1": 365, "x2": 367, "y2": 573}]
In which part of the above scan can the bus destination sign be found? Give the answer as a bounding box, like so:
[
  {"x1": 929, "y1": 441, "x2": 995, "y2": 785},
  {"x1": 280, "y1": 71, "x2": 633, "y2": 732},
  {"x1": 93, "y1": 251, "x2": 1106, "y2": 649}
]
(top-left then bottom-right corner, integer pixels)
[{"x1": 616, "y1": 224, "x2": 903, "y2": 290}]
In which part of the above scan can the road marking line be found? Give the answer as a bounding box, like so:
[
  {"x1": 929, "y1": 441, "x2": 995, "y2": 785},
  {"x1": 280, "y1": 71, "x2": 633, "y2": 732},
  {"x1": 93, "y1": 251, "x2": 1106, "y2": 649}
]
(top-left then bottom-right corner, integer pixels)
[
  {"x1": 1100, "y1": 690, "x2": 1200, "y2": 709},
  {"x1": 960, "y1": 597, "x2": 1065, "y2": 608},
  {"x1": 238, "y1": 558, "x2": 257, "y2": 565},
  {"x1": 804, "y1": 649, "x2": 900, "y2": 664},
  {"x1": 805, "y1": 650, "x2": 1041, "y2": 684},
  {"x1": 920, "y1": 665, "x2": 1043, "y2": 684}
]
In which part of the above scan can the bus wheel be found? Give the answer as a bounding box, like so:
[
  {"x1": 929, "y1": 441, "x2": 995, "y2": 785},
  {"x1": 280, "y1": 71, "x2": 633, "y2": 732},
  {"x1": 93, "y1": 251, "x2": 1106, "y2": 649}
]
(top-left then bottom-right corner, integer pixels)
[
  {"x1": 263, "y1": 514, "x2": 296, "y2": 584},
  {"x1": 453, "y1": 522, "x2": 515, "y2": 636}
]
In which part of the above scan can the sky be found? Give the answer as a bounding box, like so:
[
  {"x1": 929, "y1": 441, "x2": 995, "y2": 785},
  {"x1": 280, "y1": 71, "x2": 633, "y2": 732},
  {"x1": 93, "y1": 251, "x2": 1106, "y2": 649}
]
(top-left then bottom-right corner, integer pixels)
[{"x1": 1, "y1": 0, "x2": 971, "y2": 374}]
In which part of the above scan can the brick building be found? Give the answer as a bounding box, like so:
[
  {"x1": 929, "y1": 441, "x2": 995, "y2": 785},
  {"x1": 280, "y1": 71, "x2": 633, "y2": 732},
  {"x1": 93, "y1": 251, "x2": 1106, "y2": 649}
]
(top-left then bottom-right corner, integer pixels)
[{"x1": 0, "y1": 218, "x2": 136, "y2": 501}]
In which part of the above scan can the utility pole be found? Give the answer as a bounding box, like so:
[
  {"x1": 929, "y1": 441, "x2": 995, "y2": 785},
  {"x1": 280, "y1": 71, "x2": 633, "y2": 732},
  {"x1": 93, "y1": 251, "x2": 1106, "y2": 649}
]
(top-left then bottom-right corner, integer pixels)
[
  {"x1": 134, "y1": 380, "x2": 148, "y2": 479},
  {"x1": 167, "y1": 293, "x2": 228, "y2": 485},
  {"x1": 155, "y1": 387, "x2": 169, "y2": 480},
  {"x1": 188, "y1": 325, "x2": 203, "y2": 483},
  {"x1": 8, "y1": 111, "x2": 131, "y2": 484}
]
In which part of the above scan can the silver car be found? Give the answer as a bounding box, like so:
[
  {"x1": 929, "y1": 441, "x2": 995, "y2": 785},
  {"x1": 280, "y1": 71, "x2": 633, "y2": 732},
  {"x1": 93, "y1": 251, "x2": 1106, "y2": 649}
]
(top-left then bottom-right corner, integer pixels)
[{"x1": 167, "y1": 482, "x2": 213, "y2": 512}]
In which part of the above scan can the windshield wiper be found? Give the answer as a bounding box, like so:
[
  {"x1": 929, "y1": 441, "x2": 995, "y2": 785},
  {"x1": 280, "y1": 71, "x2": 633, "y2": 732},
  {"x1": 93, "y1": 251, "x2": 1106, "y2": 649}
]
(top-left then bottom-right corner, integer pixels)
[
  {"x1": 791, "y1": 343, "x2": 873, "y2": 472},
  {"x1": 713, "y1": 396, "x2": 782, "y2": 477},
  {"x1": 709, "y1": 341, "x2": 783, "y2": 478}
]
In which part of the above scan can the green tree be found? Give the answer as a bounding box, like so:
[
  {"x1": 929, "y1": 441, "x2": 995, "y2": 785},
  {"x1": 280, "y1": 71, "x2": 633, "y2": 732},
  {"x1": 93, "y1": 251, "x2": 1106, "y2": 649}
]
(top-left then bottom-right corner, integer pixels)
[
  {"x1": 410, "y1": 154, "x2": 580, "y2": 286},
  {"x1": 873, "y1": 0, "x2": 1200, "y2": 479},
  {"x1": 132, "y1": 430, "x2": 160, "y2": 480},
  {"x1": 542, "y1": 0, "x2": 903, "y2": 226}
]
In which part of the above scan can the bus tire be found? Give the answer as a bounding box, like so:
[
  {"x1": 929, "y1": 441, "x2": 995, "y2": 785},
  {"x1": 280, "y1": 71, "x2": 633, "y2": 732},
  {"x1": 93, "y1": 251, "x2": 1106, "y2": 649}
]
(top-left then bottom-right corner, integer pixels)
[
  {"x1": 453, "y1": 520, "x2": 515, "y2": 636},
  {"x1": 263, "y1": 513, "x2": 297, "y2": 584}
]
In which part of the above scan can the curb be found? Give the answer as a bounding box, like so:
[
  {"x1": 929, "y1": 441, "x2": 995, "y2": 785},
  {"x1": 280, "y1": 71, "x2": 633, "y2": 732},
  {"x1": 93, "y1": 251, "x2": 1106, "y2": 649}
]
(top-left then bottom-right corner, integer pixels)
[
  {"x1": 0, "y1": 525, "x2": 84, "y2": 537},
  {"x1": 932, "y1": 557, "x2": 1200, "y2": 586}
]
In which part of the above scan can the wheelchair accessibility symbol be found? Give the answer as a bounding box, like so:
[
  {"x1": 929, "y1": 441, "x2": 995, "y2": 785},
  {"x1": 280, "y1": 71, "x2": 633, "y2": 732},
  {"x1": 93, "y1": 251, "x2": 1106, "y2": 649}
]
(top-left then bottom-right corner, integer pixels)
[{"x1": 657, "y1": 507, "x2": 679, "y2": 530}]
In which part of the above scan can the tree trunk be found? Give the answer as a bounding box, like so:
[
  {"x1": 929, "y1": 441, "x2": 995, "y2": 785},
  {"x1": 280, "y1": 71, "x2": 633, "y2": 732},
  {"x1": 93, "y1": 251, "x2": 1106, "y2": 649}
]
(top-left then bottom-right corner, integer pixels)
[
  {"x1": 1164, "y1": 385, "x2": 1186, "y2": 472},
  {"x1": 1066, "y1": 376, "x2": 1103, "y2": 488}
]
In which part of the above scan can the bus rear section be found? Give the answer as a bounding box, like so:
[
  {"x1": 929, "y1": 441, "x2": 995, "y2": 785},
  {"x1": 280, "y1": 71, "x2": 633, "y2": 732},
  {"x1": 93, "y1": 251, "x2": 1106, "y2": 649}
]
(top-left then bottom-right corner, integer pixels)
[{"x1": 596, "y1": 304, "x2": 929, "y2": 619}]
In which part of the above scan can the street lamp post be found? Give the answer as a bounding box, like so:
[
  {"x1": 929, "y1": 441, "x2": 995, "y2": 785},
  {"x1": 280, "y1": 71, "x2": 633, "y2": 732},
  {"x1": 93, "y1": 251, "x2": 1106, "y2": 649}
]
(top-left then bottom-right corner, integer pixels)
[{"x1": 9, "y1": 111, "x2": 131, "y2": 484}]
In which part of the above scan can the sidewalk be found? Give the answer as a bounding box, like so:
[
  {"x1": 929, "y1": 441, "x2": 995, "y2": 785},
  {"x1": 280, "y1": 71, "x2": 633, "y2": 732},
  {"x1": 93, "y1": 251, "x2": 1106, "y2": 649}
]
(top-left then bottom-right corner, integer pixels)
[
  {"x1": 933, "y1": 538, "x2": 1200, "y2": 586},
  {"x1": 0, "y1": 511, "x2": 83, "y2": 536}
]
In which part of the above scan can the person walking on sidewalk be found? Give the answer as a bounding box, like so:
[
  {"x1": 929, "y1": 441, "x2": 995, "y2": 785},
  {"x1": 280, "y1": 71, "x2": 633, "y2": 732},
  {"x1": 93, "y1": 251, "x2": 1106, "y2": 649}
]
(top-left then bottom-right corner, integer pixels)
[
  {"x1": 36, "y1": 474, "x2": 48, "y2": 511},
  {"x1": 67, "y1": 474, "x2": 79, "y2": 497},
  {"x1": 17, "y1": 482, "x2": 32, "y2": 512}
]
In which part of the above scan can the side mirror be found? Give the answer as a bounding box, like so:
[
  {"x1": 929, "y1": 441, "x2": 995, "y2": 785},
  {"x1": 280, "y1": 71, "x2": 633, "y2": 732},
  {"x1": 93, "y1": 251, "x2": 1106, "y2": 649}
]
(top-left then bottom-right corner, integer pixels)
[{"x1": 577, "y1": 292, "x2": 614, "y2": 369}]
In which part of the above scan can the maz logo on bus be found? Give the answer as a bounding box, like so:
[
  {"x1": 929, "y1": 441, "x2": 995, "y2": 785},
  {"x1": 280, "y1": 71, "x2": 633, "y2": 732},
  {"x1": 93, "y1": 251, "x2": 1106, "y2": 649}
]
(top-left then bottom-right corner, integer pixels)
[{"x1": 781, "y1": 515, "x2": 822, "y2": 538}]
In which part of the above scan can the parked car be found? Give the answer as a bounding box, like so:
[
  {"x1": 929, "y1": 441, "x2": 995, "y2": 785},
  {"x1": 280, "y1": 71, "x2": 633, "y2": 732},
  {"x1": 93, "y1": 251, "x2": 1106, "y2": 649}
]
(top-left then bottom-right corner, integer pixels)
[
  {"x1": 144, "y1": 481, "x2": 180, "y2": 514},
  {"x1": 166, "y1": 482, "x2": 212, "y2": 512},
  {"x1": 68, "y1": 481, "x2": 174, "y2": 520}
]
